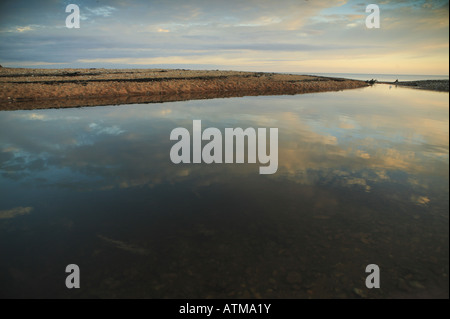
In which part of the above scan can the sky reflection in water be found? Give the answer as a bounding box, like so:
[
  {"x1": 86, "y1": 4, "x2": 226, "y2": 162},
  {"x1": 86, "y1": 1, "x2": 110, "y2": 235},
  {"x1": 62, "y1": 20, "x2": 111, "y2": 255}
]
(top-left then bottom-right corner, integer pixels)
[{"x1": 0, "y1": 84, "x2": 448, "y2": 298}]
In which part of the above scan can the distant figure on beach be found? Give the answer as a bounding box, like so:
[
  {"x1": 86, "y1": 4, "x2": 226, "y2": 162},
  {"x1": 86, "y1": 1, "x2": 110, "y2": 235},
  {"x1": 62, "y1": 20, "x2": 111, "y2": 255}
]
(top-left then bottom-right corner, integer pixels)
[{"x1": 367, "y1": 79, "x2": 377, "y2": 85}]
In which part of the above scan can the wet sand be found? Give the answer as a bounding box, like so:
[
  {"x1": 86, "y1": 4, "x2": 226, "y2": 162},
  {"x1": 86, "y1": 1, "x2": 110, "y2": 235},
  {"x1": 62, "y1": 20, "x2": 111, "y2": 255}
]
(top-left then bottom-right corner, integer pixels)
[{"x1": 0, "y1": 68, "x2": 367, "y2": 110}]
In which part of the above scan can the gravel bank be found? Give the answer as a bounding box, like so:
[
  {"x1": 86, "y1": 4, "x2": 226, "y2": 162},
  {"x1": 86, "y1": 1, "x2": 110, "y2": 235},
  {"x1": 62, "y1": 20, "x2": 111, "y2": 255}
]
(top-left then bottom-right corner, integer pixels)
[
  {"x1": 0, "y1": 68, "x2": 368, "y2": 110},
  {"x1": 381, "y1": 80, "x2": 449, "y2": 92}
]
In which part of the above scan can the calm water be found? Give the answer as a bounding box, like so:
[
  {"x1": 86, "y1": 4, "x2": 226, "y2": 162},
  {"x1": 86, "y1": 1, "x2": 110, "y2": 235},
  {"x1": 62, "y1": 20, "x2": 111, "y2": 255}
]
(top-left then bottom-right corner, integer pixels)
[
  {"x1": 0, "y1": 84, "x2": 448, "y2": 298},
  {"x1": 305, "y1": 73, "x2": 449, "y2": 82}
]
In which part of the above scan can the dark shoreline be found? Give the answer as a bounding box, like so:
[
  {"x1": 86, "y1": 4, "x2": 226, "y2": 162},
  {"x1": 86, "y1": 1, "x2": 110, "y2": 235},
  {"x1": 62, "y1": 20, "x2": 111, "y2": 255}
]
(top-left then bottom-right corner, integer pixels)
[{"x1": 378, "y1": 80, "x2": 449, "y2": 92}]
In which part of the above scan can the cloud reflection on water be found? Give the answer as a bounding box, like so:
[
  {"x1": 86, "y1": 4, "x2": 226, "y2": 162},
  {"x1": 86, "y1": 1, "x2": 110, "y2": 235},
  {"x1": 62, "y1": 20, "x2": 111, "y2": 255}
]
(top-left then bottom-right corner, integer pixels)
[{"x1": 0, "y1": 85, "x2": 448, "y2": 197}]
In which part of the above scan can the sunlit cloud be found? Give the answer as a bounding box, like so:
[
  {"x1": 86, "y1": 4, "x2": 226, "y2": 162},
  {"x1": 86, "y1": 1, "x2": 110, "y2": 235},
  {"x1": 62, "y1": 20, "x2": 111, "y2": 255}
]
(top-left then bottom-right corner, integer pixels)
[
  {"x1": 411, "y1": 195, "x2": 431, "y2": 206},
  {"x1": 0, "y1": 24, "x2": 39, "y2": 33},
  {"x1": 16, "y1": 25, "x2": 33, "y2": 32},
  {"x1": 345, "y1": 177, "x2": 371, "y2": 192},
  {"x1": 356, "y1": 150, "x2": 371, "y2": 159}
]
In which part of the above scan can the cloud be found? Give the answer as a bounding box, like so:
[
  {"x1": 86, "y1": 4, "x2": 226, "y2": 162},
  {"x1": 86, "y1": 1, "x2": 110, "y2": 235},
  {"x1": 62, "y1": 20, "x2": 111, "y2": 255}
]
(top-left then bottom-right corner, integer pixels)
[
  {"x1": 85, "y1": 6, "x2": 117, "y2": 18},
  {"x1": 0, "y1": 206, "x2": 33, "y2": 219},
  {"x1": 15, "y1": 25, "x2": 33, "y2": 32},
  {"x1": 411, "y1": 195, "x2": 430, "y2": 206},
  {"x1": 88, "y1": 123, "x2": 125, "y2": 136},
  {"x1": 0, "y1": 0, "x2": 447, "y2": 74},
  {"x1": 0, "y1": 24, "x2": 41, "y2": 33},
  {"x1": 345, "y1": 177, "x2": 371, "y2": 192},
  {"x1": 356, "y1": 150, "x2": 370, "y2": 159},
  {"x1": 29, "y1": 113, "x2": 46, "y2": 120}
]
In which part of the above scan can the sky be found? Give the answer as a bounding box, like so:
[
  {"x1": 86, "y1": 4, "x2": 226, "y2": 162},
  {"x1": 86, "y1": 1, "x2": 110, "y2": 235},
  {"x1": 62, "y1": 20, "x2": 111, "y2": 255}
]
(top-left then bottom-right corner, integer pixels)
[{"x1": 0, "y1": 0, "x2": 448, "y2": 75}]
